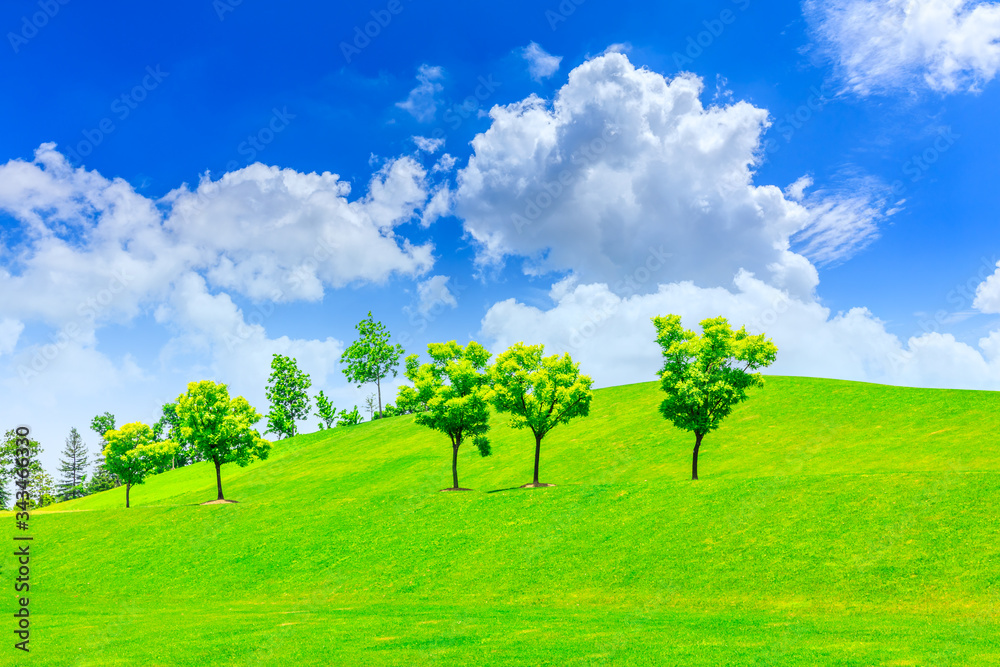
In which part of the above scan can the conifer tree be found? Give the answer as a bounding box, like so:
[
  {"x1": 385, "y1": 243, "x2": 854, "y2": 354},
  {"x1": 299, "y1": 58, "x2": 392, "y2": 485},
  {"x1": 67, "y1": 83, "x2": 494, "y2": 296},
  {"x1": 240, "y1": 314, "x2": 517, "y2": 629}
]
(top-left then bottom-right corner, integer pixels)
[{"x1": 57, "y1": 427, "x2": 89, "y2": 500}]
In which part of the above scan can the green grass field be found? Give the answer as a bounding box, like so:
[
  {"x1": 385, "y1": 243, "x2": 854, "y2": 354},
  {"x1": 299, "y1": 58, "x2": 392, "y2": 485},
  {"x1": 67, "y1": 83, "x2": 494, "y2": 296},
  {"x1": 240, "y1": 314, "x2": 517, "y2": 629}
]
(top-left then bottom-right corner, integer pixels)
[{"x1": 6, "y1": 376, "x2": 1000, "y2": 665}]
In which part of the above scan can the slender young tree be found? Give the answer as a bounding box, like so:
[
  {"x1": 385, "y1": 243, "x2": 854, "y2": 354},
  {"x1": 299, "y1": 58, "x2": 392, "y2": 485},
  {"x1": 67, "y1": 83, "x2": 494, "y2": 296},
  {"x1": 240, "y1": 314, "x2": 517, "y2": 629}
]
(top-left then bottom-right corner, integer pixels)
[
  {"x1": 57, "y1": 427, "x2": 90, "y2": 500},
  {"x1": 364, "y1": 393, "x2": 376, "y2": 421},
  {"x1": 341, "y1": 311, "x2": 404, "y2": 418},
  {"x1": 336, "y1": 406, "x2": 363, "y2": 426},
  {"x1": 265, "y1": 354, "x2": 313, "y2": 439},
  {"x1": 402, "y1": 341, "x2": 493, "y2": 491},
  {"x1": 102, "y1": 423, "x2": 177, "y2": 508},
  {"x1": 0, "y1": 430, "x2": 43, "y2": 511},
  {"x1": 489, "y1": 343, "x2": 594, "y2": 487},
  {"x1": 653, "y1": 314, "x2": 777, "y2": 480},
  {"x1": 89, "y1": 412, "x2": 119, "y2": 486},
  {"x1": 175, "y1": 380, "x2": 270, "y2": 502},
  {"x1": 314, "y1": 391, "x2": 337, "y2": 430}
]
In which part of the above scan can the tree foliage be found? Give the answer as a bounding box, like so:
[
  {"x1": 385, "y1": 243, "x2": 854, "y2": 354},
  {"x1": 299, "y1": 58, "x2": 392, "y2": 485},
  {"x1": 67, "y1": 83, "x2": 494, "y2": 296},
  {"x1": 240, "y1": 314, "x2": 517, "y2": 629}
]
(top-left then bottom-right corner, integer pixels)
[
  {"x1": 336, "y1": 406, "x2": 363, "y2": 427},
  {"x1": 152, "y1": 402, "x2": 199, "y2": 471},
  {"x1": 57, "y1": 427, "x2": 90, "y2": 501},
  {"x1": 314, "y1": 390, "x2": 337, "y2": 430},
  {"x1": 265, "y1": 354, "x2": 312, "y2": 439},
  {"x1": 176, "y1": 380, "x2": 270, "y2": 501},
  {"x1": 340, "y1": 311, "x2": 404, "y2": 417},
  {"x1": 89, "y1": 411, "x2": 118, "y2": 486},
  {"x1": 489, "y1": 343, "x2": 593, "y2": 485},
  {"x1": 653, "y1": 314, "x2": 777, "y2": 480},
  {"x1": 102, "y1": 422, "x2": 176, "y2": 508},
  {"x1": 403, "y1": 341, "x2": 493, "y2": 490},
  {"x1": 0, "y1": 429, "x2": 43, "y2": 511}
]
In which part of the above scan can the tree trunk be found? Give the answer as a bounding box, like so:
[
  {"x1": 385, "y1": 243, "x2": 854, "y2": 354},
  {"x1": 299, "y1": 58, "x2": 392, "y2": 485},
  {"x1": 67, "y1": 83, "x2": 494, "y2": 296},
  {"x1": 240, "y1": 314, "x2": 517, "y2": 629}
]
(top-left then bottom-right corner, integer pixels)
[
  {"x1": 692, "y1": 431, "x2": 704, "y2": 481},
  {"x1": 452, "y1": 443, "x2": 460, "y2": 489},
  {"x1": 125, "y1": 482, "x2": 131, "y2": 508},
  {"x1": 377, "y1": 378, "x2": 383, "y2": 418},
  {"x1": 533, "y1": 432, "x2": 543, "y2": 484},
  {"x1": 215, "y1": 459, "x2": 225, "y2": 500}
]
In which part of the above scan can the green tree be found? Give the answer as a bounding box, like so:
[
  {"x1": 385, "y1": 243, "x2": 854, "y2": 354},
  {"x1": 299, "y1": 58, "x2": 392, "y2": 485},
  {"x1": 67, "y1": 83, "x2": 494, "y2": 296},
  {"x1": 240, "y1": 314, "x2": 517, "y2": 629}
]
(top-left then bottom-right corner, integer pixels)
[
  {"x1": 653, "y1": 314, "x2": 777, "y2": 480},
  {"x1": 0, "y1": 429, "x2": 43, "y2": 511},
  {"x1": 341, "y1": 311, "x2": 404, "y2": 418},
  {"x1": 314, "y1": 390, "x2": 337, "y2": 430},
  {"x1": 336, "y1": 406, "x2": 363, "y2": 426},
  {"x1": 364, "y1": 393, "x2": 376, "y2": 420},
  {"x1": 265, "y1": 354, "x2": 313, "y2": 439},
  {"x1": 57, "y1": 427, "x2": 89, "y2": 500},
  {"x1": 175, "y1": 380, "x2": 271, "y2": 501},
  {"x1": 31, "y1": 469, "x2": 58, "y2": 508},
  {"x1": 489, "y1": 343, "x2": 594, "y2": 487},
  {"x1": 89, "y1": 412, "x2": 119, "y2": 486},
  {"x1": 102, "y1": 422, "x2": 177, "y2": 508},
  {"x1": 403, "y1": 341, "x2": 493, "y2": 491},
  {"x1": 152, "y1": 402, "x2": 197, "y2": 470},
  {"x1": 85, "y1": 469, "x2": 117, "y2": 495}
]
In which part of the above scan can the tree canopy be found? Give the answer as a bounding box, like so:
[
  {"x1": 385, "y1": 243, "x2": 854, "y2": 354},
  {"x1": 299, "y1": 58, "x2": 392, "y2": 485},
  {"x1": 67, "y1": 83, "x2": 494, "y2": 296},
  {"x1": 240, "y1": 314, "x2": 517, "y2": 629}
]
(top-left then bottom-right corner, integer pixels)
[
  {"x1": 489, "y1": 343, "x2": 593, "y2": 486},
  {"x1": 314, "y1": 390, "x2": 337, "y2": 430},
  {"x1": 175, "y1": 380, "x2": 270, "y2": 501},
  {"x1": 653, "y1": 314, "x2": 777, "y2": 480},
  {"x1": 102, "y1": 422, "x2": 177, "y2": 508},
  {"x1": 403, "y1": 341, "x2": 493, "y2": 490},
  {"x1": 341, "y1": 311, "x2": 404, "y2": 417}
]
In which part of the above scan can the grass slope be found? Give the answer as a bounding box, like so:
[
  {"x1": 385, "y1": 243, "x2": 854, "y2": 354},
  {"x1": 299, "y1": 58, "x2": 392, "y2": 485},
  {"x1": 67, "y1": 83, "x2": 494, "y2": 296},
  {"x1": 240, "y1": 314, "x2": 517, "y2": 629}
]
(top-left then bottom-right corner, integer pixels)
[{"x1": 7, "y1": 376, "x2": 1000, "y2": 665}]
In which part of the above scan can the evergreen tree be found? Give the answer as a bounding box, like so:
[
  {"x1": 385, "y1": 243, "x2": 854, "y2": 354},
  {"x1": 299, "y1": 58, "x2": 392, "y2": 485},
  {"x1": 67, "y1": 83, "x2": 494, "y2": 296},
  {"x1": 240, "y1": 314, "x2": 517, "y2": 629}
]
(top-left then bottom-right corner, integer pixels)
[
  {"x1": 90, "y1": 412, "x2": 120, "y2": 487},
  {"x1": 57, "y1": 427, "x2": 90, "y2": 500}
]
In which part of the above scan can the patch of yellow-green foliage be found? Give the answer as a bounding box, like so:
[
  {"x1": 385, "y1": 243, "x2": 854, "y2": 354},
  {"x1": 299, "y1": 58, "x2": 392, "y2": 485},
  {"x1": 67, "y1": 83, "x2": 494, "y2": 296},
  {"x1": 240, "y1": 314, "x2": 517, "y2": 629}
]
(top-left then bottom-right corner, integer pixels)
[{"x1": 8, "y1": 376, "x2": 1000, "y2": 665}]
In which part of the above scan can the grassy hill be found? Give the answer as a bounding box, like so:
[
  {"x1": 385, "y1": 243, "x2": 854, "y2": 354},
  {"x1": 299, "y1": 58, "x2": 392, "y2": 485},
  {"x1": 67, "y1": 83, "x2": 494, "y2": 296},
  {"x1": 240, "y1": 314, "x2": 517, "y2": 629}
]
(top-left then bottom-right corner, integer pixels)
[{"x1": 8, "y1": 376, "x2": 1000, "y2": 665}]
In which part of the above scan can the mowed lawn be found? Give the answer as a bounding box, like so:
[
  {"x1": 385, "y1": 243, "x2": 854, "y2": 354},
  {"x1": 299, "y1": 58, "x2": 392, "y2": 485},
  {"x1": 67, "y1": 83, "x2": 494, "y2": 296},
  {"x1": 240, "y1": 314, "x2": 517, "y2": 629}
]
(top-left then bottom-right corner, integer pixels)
[{"x1": 7, "y1": 376, "x2": 1000, "y2": 665}]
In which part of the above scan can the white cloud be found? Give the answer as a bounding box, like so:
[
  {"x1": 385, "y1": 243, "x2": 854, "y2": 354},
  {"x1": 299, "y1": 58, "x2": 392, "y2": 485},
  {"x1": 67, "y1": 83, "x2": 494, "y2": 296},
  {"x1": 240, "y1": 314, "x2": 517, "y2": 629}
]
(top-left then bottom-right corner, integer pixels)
[
  {"x1": 521, "y1": 42, "x2": 563, "y2": 81},
  {"x1": 415, "y1": 275, "x2": 458, "y2": 316},
  {"x1": 0, "y1": 319, "x2": 24, "y2": 355},
  {"x1": 804, "y1": 0, "x2": 1000, "y2": 95},
  {"x1": 413, "y1": 136, "x2": 445, "y2": 153},
  {"x1": 479, "y1": 273, "x2": 1000, "y2": 391},
  {"x1": 396, "y1": 64, "x2": 445, "y2": 122},
  {"x1": 973, "y1": 261, "x2": 1000, "y2": 312},
  {"x1": 455, "y1": 52, "x2": 883, "y2": 300}
]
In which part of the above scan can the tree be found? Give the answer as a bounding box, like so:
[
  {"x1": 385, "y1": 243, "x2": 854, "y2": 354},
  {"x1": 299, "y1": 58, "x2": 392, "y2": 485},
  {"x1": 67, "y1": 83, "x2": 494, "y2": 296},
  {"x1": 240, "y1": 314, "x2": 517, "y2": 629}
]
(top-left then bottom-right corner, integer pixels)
[
  {"x1": 403, "y1": 341, "x2": 493, "y2": 491},
  {"x1": 30, "y1": 469, "x2": 57, "y2": 508},
  {"x1": 89, "y1": 412, "x2": 119, "y2": 486},
  {"x1": 364, "y1": 393, "x2": 376, "y2": 420},
  {"x1": 314, "y1": 391, "x2": 337, "y2": 430},
  {"x1": 652, "y1": 314, "x2": 777, "y2": 480},
  {"x1": 86, "y1": 469, "x2": 118, "y2": 495},
  {"x1": 0, "y1": 429, "x2": 43, "y2": 511},
  {"x1": 336, "y1": 406, "x2": 363, "y2": 427},
  {"x1": 265, "y1": 354, "x2": 312, "y2": 439},
  {"x1": 57, "y1": 427, "x2": 90, "y2": 500},
  {"x1": 152, "y1": 402, "x2": 196, "y2": 471},
  {"x1": 340, "y1": 311, "x2": 404, "y2": 418},
  {"x1": 175, "y1": 380, "x2": 271, "y2": 501},
  {"x1": 102, "y1": 423, "x2": 177, "y2": 508},
  {"x1": 489, "y1": 343, "x2": 594, "y2": 487}
]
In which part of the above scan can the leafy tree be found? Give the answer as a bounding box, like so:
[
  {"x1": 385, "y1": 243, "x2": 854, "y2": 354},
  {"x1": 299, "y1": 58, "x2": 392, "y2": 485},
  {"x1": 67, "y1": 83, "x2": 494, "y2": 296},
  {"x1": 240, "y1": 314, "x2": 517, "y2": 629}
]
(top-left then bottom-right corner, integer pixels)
[
  {"x1": 57, "y1": 427, "x2": 90, "y2": 500},
  {"x1": 102, "y1": 422, "x2": 177, "y2": 508},
  {"x1": 89, "y1": 412, "x2": 119, "y2": 486},
  {"x1": 336, "y1": 406, "x2": 363, "y2": 427},
  {"x1": 176, "y1": 380, "x2": 271, "y2": 501},
  {"x1": 403, "y1": 341, "x2": 493, "y2": 491},
  {"x1": 395, "y1": 380, "x2": 428, "y2": 415},
  {"x1": 152, "y1": 402, "x2": 197, "y2": 471},
  {"x1": 314, "y1": 390, "x2": 337, "y2": 430},
  {"x1": 489, "y1": 343, "x2": 594, "y2": 487},
  {"x1": 31, "y1": 469, "x2": 58, "y2": 508},
  {"x1": 341, "y1": 311, "x2": 404, "y2": 418},
  {"x1": 374, "y1": 403, "x2": 400, "y2": 419},
  {"x1": 0, "y1": 429, "x2": 43, "y2": 511},
  {"x1": 265, "y1": 354, "x2": 312, "y2": 439},
  {"x1": 86, "y1": 469, "x2": 118, "y2": 495},
  {"x1": 653, "y1": 314, "x2": 777, "y2": 480}
]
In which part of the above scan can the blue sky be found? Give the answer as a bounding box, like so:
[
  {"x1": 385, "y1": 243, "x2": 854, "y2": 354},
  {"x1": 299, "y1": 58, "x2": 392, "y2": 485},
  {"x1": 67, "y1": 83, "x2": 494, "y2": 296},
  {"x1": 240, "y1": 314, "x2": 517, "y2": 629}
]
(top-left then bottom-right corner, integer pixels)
[{"x1": 3, "y1": 0, "x2": 1000, "y2": 471}]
